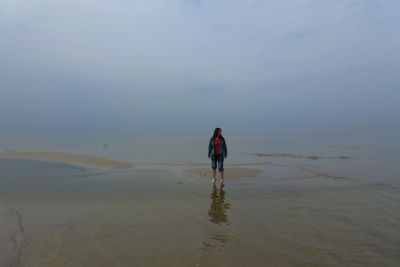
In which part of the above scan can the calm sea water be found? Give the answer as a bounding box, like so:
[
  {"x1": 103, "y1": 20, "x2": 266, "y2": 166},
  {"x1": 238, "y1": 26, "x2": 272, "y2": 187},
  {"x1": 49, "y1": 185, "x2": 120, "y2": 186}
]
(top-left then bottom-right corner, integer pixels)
[{"x1": 1, "y1": 125, "x2": 399, "y2": 266}]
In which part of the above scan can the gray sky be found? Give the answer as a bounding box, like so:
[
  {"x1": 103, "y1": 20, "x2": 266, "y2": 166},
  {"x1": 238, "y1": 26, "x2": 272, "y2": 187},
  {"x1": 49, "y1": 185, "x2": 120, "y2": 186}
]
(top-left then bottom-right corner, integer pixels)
[{"x1": 1, "y1": 0, "x2": 399, "y2": 127}]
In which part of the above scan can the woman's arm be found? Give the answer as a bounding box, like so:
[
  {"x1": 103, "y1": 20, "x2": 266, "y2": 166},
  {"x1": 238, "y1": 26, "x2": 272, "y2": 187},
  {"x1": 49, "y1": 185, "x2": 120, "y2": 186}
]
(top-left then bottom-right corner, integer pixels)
[
  {"x1": 223, "y1": 138, "x2": 228, "y2": 158},
  {"x1": 208, "y1": 139, "x2": 213, "y2": 158}
]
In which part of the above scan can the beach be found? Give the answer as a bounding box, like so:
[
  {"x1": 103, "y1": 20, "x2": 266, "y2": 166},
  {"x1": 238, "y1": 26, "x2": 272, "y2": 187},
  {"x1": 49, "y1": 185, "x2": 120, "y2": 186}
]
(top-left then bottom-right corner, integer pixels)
[{"x1": 1, "y1": 127, "x2": 399, "y2": 267}]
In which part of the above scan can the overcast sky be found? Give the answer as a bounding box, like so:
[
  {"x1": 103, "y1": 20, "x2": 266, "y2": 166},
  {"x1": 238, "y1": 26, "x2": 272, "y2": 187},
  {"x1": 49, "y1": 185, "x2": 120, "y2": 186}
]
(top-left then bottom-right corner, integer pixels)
[{"x1": 1, "y1": 0, "x2": 399, "y2": 128}]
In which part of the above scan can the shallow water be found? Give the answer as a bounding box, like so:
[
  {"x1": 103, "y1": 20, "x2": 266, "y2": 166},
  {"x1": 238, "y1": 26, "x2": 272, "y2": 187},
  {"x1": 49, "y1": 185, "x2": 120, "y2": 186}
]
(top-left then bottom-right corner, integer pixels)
[
  {"x1": 1, "y1": 126, "x2": 400, "y2": 266},
  {"x1": 1, "y1": 157, "x2": 399, "y2": 266}
]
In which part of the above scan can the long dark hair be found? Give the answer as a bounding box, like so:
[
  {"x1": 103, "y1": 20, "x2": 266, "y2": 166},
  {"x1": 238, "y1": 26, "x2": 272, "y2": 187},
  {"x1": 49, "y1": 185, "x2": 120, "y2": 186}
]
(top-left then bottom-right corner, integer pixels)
[{"x1": 211, "y1": 127, "x2": 223, "y2": 140}]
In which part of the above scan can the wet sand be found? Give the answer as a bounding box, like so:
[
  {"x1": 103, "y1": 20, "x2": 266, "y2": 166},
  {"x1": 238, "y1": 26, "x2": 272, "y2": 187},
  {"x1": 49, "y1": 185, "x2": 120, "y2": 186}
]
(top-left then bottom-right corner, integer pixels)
[
  {"x1": 0, "y1": 206, "x2": 23, "y2": 267},
  {"x1": 1, "y1": 155, "x2": 399, "y2": 266},
  {"x1": 184, "y1": 167, "x2": 263, "y2": 179},
  {"x1": 0, "y1": 151, "x2": 133, "y2": 169}
]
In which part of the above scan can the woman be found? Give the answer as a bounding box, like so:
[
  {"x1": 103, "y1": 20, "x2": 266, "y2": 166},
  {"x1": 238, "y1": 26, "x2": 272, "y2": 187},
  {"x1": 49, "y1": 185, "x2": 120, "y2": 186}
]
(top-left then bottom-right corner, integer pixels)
[{"x1": 208, "y1": 128, "x2": 228, "y2": 183}]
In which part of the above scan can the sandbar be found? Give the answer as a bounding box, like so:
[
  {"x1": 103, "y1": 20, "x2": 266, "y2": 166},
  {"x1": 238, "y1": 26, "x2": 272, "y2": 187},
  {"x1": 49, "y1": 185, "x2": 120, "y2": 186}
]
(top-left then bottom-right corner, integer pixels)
[
  {"x1": 0, "y1": 151, "x2": 133, "y2": 169},
  {"x1": 252, "y1": 153, "x2": 351, "y2": 160},
  {"x1": 184, "y1": 167, "x2": 262, "y2": 179}
]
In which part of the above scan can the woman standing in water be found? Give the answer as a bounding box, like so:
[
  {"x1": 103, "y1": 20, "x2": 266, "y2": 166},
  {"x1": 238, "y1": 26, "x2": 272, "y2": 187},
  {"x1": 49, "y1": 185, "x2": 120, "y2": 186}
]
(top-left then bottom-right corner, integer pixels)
[{"x1": 208, "y1": 128, "x2": 228, "y2": 183}]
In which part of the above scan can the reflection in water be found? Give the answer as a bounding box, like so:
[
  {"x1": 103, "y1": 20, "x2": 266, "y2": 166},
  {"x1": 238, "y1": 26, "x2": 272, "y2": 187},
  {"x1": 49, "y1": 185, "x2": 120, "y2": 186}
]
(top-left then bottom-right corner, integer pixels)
[
  {"x1": 201, "y1": 183, "x2": 231, "y2": 252},
  {"x1": 208, "y1": 183, "x2": 230, "y2": 225}
]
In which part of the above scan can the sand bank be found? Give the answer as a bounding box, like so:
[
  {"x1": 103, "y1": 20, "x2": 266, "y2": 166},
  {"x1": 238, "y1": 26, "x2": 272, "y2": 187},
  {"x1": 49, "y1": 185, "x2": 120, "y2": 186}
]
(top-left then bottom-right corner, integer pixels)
[
  {"x1": 0, "y1": 151, "x2": 133, "y2": 169},
  {"x1": 252, "y1": 153, "x2": 351, "y2": 160},
  {"x1": 184, "y1": 167, "x2": 262, "y2": 179}
]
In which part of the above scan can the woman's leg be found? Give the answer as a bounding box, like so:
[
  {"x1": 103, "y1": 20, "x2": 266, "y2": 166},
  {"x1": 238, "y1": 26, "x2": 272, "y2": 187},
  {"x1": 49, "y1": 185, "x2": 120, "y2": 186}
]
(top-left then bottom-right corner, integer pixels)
[
  {"x1": 219, "y1": 155, "x2": 224, "y2": 181},
  {"x1": 211, "y1": 155, "x2": 217, "y2": 182}
]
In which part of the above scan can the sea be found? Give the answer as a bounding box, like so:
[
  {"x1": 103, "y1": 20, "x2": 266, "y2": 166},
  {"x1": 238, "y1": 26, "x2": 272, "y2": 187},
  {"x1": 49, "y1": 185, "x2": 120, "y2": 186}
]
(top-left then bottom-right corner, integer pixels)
[{"x1": 0, "y1": 124, "x2": 399, "y2": 266}]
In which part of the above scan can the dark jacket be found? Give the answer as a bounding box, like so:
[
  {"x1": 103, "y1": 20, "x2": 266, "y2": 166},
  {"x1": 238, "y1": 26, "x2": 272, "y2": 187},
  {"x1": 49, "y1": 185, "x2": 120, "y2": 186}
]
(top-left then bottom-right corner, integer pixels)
[{"x1": 208, "y1": 136, "x2": 228, "y2": 158}]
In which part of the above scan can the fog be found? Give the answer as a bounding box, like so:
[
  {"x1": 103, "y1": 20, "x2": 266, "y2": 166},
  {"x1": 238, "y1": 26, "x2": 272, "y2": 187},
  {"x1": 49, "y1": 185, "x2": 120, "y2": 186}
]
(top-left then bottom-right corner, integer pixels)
[{"x1": 1, "y1": 0, "x2": 399, "y2": 129}]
